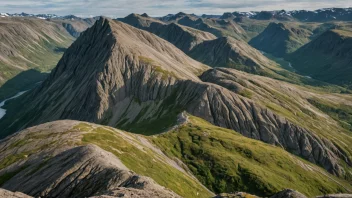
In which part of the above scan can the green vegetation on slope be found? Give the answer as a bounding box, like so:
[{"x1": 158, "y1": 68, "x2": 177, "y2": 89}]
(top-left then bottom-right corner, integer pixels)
[
  {"x1": 308, "y1": 98, "x2": 352, "y2": 132},
  {"x1": 249, "y1": 22, "x2": 312, "y2": 57},
  {"x1": 79, "y1": 123, "x2": 212, "y2": 198},
  {"x1": 0, "y1": 19, "x2": 74, "y2": 99},
  {"x1": 287, "y1": 29, "x2": 352, "y2": 88},
  {"x1": 152, "y1": 116, "x2": 352, "y2": 197}
]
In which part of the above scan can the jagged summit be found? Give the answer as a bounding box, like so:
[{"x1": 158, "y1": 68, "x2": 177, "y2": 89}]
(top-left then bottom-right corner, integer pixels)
[
  {"x1": 0, "y1": 17, "x2": 208, "y2": 136},
  {"x1": 141, "y1": 13, "x2": 149, "y2": 17}
]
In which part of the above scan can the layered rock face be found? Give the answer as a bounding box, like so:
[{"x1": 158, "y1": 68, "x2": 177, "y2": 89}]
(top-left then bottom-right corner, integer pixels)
[
  {"x1": 0, "y1": 189, "x2": 32, "y2": 198},
  {"x1": 0, "y1": 18, "x2": 349, "y2": 177},
  {"x1": 0, "y1": 17, "x2": 207, "y2": 136},
  {"x1": 287, "y1": 29, "x2": 352, "y2": 86},
  {"x1": 199, "y1": 68, "x2": 352, "y2": 176}
]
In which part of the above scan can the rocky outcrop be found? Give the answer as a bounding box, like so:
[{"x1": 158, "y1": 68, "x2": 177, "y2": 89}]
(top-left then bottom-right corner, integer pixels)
[
  {"x1": 0, "y1": 189, "x2": 32, "y2": 198},
  {"x1": 2, "y1": 145, "x2": 179, "y2": 198},
  {"x1": 214, "y1": 192, "x2": 259, "y2": 198},
  {"x1": 249, "y1": 22, "x2": 311, "y2": 57},
  {"x1": 0, "y1": 120, "x2": 210, "y2": 198},
  {"x1": 198, "y1": 68, "x2": 351, "y2": 176},
  {"x1": 215, "y1": 189, "x2": 306, "y2": 198},
  {"x1": 270, "y1": 189, "x2": 307, "y2": 198}
]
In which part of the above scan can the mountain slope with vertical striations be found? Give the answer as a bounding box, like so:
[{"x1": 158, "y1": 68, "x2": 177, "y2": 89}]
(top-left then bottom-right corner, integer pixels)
[{"x1": 0, "y1": 18, "x2": 351, "y2": 182}]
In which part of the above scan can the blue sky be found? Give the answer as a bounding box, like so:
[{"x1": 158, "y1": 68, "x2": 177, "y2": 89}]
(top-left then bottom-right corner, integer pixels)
[{"x1": 1, "y1": 0, "x2": 351, "y2": 17}]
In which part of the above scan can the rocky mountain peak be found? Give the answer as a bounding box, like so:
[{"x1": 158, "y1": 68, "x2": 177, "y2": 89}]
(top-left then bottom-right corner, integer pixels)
[{"x1": 141, "y1": 13, "x2": 149, "y2": 17}]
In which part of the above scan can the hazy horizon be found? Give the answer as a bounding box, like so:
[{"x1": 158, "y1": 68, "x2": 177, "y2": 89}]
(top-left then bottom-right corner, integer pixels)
[{"x1": 1, "y1": 0, "x2": 351, "y2": 18}]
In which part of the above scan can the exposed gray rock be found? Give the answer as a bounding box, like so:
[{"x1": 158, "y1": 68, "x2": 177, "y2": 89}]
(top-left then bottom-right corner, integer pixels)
[
  {"x1": 0, "y1": 120, "x2": 196, "y2": 198},
  {"x1": 0, "y1": 189, "x2": 32, "y2": 198},
  {"x1": 0, "y1": 18, "x2": 348, "y2": 177},
  {"x1": 2, "y1": 145, "x2": 179, "y2": 198},
  {"x1": 270, "y1": 189, "x2": 307, "y2": 198},
  {"x1": 198, "y1": 68, "x2": 351, "y2": 176},
  {"x1": 214, "y1": 192, "x2": 259, "y2": 198},
  {"x1": 317, "y1": 195, "x2": 352, "y2": 198}
]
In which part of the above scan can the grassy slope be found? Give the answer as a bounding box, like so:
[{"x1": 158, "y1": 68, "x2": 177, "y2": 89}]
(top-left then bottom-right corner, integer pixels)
[
  {"x1": 80, "y1": 124, "x2": 212, "y2": 198},
  {"x1": 0, "y1": 122, "x2": 212, "y2": 198},
  {"x1": 152, "y1": 116, "x2": 352, "y2": 197},
  {"x1": 249, "y1": 22, "x2": 312, "y2": 57},
  {"x1": 207, "y1": 69, "x2": 352, "y2": 181},
  {"x1": 286, "y1": 29, "x2": 352, "y2": 87},
  {"x1": 0, "y1": 19, "x2": 73, "y2": 100},
  {"x1": 308, "y1": 98, "x2": 352, "y2": 132}
]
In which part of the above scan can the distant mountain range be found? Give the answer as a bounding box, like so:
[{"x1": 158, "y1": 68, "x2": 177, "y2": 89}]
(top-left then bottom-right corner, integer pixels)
[
  {"x1": 0, "y1": 12, "x2": 95, "y2": 20},
  {"x1": 224, "y1": 8, "x2": 352, "y2": 22},
  {"x1": 3, "y1": 7, "x2": 352, "y2": 21},
  {"x1": 1, "y1": 7, "x2": 352, "y2": 198}
]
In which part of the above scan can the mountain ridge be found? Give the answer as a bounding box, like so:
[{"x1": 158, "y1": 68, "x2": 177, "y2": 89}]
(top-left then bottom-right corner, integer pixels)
[
  {"x1": 0, "y1": 18, "x2": 350, "y2": 179},
  {"x1": 287, "y1": 29, "x2": 352, "y2": 87}
]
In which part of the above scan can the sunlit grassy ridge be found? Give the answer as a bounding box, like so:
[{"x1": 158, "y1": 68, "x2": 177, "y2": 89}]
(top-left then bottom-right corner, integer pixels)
[
  {"x1": 78, "y1": 123, "x2": 212, "y2": 198},
  {"x1": 152, "y1": 116, "x2": 352, "y2": 197}
]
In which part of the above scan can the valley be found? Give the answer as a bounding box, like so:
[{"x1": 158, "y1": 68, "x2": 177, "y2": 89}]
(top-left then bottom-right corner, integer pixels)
[
  {"x1": 0, "y1": 90, "x2": 27, "y2": 119},
  {"x1": 1, "y1": 6, "x2": 352, "y2": 198}
]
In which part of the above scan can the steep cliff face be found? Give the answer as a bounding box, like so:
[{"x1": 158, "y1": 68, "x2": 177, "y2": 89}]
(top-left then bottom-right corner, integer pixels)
[
  {"x1": 199, "y1": 68, "x2": 352, "y2": 174},
  {"x1": 249, "y1": 22, "x2": 312, "y2": 57},
  {"x1": 0, "y1": 18, "x2": 350, "y2": 178},
  {"x1": 0, "y1": 17, "x2": 208, "y2": 136},
  {"x1": 287, "y1": 29, "x2": 352, "y2": 87}
]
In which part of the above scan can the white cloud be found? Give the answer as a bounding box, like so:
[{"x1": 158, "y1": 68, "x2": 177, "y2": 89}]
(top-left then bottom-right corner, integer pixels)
[{"x1": 0, "y1": 0, "x2": 351, "y2": 17}]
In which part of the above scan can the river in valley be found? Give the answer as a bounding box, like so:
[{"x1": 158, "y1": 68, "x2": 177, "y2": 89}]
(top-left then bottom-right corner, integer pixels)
[{"x1": 0, "y1": 90, "x2": 28, "y2": 120}]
